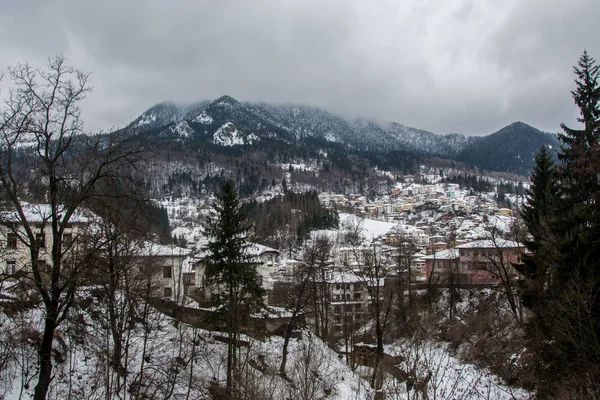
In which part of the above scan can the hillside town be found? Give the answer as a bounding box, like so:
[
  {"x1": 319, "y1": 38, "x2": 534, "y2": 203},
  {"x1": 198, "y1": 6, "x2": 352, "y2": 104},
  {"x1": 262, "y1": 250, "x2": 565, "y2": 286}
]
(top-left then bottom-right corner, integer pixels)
[
  {"x1": 1, "y1": 18, "x2": 598, "y2": 396},
  {"x1": 144, "y1": 174, "x2": 527, "y2": 313},
  {"x1": 1, "y1": 174, "x2": 526, "y2": 320}
]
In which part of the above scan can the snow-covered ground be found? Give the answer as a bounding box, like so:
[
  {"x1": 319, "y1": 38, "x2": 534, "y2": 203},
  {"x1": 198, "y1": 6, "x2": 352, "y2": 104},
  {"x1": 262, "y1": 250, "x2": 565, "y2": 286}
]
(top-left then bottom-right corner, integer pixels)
[
  {"x1": 0, "y1": 289, "x2": 368, "y2": 400},
  {"x1": 275, "y1": 160, "x2": 320, "y2": 172},
  {"x1": 380, "y1": 340, "x2": 531, "y2": 399},
  {"x1": 0, "y1": 284, "x2": 532, "y2": 399},
  {"x1": 312, "y1": 213, "x2": 397, "y2": 242}
]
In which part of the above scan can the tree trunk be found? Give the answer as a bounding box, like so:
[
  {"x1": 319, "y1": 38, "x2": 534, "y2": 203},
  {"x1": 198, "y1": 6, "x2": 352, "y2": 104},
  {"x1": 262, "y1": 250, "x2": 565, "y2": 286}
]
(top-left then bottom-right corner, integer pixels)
[
  {"x1": 34, "y1": 309, "x2": 57, "y2": 400},
  {"x1": 372, "y1": 323, "x2": 385, "y2": 400},
  {"x1": 279, "y1": 309, "x2": 298, "y2": 377}
]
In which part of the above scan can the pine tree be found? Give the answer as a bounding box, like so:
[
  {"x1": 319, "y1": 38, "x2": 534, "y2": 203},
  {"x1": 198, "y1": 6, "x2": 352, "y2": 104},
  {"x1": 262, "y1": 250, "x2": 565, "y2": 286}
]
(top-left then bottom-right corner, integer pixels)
[
  {"x1": 522, "y1": 51, "x2": 600, "y2": 396},
  {"x1": 556, "y1": 50, "x2": 600, "y2": 286},
  {"x1": 203, "y1": 180, "x2": 263, "y2": 390},
  {"x1": 518, "y1": 146, "x2": 558, "y2": 307}
]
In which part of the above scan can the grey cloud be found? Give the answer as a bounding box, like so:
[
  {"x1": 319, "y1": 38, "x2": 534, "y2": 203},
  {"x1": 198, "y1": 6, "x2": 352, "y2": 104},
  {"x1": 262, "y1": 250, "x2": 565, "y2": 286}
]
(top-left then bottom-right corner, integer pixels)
[{"x1": 0, "y1": 0, "x2": 598, "y2": 135}]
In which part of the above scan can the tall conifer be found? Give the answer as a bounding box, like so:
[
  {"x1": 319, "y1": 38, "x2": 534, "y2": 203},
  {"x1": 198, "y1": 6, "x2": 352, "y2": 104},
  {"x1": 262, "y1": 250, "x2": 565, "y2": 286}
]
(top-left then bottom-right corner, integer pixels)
[
  {"x1": 203, "y1": 180, "x2": 263, "y2": 390},
  {"x1": 522, "y1": 51, "x2": 600, "y2": 396},
  {"x1": 519, "y1": 145, "x2": 557, "y2": 307}
]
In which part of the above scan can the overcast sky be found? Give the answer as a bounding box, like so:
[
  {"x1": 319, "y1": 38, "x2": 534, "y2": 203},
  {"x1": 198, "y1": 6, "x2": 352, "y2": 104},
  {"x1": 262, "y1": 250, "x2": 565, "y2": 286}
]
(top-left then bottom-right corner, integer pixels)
[{"x1": 1, "y1": 0, "x2": 598, "y2": 135}]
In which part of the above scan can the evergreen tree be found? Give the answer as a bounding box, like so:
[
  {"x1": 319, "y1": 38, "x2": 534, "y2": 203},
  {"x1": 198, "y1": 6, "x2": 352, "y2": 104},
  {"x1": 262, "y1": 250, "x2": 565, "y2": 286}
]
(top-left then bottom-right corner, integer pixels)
[
  {"x1": 522, "y1": 51, "x2": 600, "y2": 396},
  {"x1": 556, "y1": 50, "x2": 600, "y2": 286},
  {"x1": 203, "y1": 180, "x2": 263, "y2": 390},
  {"x1": 518, "y1": 145, "x2": 558, "y2": 306}
]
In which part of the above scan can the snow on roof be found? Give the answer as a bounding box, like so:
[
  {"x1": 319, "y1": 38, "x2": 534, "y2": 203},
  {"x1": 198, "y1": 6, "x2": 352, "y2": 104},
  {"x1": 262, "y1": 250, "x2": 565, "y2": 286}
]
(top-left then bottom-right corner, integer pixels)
[
  {"x1": 1, "y1": 203, "x2": 89, "y2": 224},
  {"x1": 324, "y1": 270, "x2": 363, "y2": 284},
  {"x1": 389, "y1": 224, "x2": 422, "y2": 235},
  {"x1": 139, "y1": 241, "x2": 191, "y2": 257},
  {"x1": 456, "y1": 239, "x2": 523, "y2": 249},
  {"x1": 194, "y1": 241, "x2": 279, "y2": 263},
  {"x1": 422, "y1": 248, "x2": 459, "y2": 260},
  {"x1": 247, "y1": 243, "x2": 279, "y2": 256}
]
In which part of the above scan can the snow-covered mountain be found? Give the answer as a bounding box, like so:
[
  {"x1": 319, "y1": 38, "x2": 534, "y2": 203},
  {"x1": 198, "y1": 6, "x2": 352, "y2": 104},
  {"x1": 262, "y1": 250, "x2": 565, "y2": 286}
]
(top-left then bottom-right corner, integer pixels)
[
  {"x1": 123, "y1": 95, "x2": 559, "y2": 179},
  {"x1": 126, "y1": 95, "x2": 477, "y2": 156}
]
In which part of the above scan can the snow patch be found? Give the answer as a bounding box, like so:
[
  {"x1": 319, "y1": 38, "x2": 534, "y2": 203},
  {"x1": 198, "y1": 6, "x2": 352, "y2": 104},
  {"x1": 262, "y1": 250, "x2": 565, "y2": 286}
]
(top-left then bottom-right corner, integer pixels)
[
  {"x1": 324, "y1": 132, "x2": 337, "y2": 142},
  {"x1": 276, "y1": 161, "x2": 319, "y2": 172},
  {"x1": 135, "y1": 113, "x2": 156, "y2": 127},
  {"x1": 213, "y1": 123, "x2": 260, "y2": 146},
  {"x1": 213, "y1": 122, "x2": 243, "y2": 146},
  {"x1": 193, "y1": 112, "x2": 214, "y2": 125},
  {"x1": 170, "y1": 121, "x2": 194, "y2": 137},
  {"x1": 246, "y1": 132, "x2": 260, "y2": 144},
  {"x1": 311, "y1": 213, "x2": 396, "y2": 242}
]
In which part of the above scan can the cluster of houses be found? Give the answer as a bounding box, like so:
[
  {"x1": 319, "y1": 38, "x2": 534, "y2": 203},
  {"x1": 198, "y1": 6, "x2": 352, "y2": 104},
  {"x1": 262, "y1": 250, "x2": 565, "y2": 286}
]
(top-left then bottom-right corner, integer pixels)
[
  {"x1": 1, "y1": 197, "x2": 526, "y2": 333},
  {"x1": 318, "y1": 182, "x2": 513, "y2": 219}
]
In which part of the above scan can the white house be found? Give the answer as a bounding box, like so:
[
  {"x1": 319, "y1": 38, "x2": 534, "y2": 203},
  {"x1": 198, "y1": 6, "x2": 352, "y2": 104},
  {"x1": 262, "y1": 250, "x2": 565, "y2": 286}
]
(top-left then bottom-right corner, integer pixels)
[
  {"x1": 1, "y1": 203, "x2": 89, "y2": 278},
  {"x1": 194, "y1": 242, "x2": 280, "y2": 302},
  {"x1": 136, "y1": 242, "x2": 191, "y2": 301}
]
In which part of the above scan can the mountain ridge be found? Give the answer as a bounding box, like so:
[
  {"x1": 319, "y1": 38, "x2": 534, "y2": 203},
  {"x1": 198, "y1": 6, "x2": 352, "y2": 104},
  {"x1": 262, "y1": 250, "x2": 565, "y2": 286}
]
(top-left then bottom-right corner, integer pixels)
[{"x1": 125, "y1": 95, "x2": 559, "y2": 176}]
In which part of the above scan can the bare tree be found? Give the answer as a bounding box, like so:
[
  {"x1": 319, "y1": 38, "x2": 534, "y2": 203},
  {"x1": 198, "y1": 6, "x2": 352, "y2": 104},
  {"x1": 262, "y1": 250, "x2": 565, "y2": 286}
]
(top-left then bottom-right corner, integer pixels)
[
  {"x1": 279, "y1": 236, "x2": 331, "y2": 377},
  {"x1": 392, "y1": 235, "x2": 419, "y2": 321},
  {"x1": 302, "y1": 236, "x2": 333, "y2": 344},
  {"x1": 0, "y1": 55, "x2": 143, "y2": 399},
  {"x1": 481, "y1": 225, "x2": 523, "y2": 322},
  {"x1": 87, "y1": 199, "x2": 153, "y2": 398},
  {"x1": 349, "y1": 244, "x2": 396, "y2": 397},
  {"x1": 339, "y1": 215, "x2": 363, "y2": 246}
]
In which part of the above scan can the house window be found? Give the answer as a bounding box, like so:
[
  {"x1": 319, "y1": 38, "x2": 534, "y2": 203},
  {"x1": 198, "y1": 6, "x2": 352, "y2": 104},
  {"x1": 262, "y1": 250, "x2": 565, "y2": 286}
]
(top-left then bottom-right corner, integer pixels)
[
  {"x1": 162, "y1": 265, "x2": 172, "y2": 279},
  {"x1": 36, "y1": 232, "x2": 45, "y2": 248},
  {"x1": 354, "y1": 292, "x2": 361, "y2": 300},
  {"x1": 6, "y1": 261, "x2": 16, "y2": 275},
  {"x1": 184, "y1": 274, "x2": 194, "y2": 284},
  {"x1": 7, "y1": 233, "x2": 17, "y2": 249},
  {"x1": 163, "y1": 287, "x2": 172, "y2": 297},
  {"x1": 256, "y1": 275, "x2": 263, "y2": 285},
  {"x1": 62, "y1": 233, "x2": 73, "y2": 248}
]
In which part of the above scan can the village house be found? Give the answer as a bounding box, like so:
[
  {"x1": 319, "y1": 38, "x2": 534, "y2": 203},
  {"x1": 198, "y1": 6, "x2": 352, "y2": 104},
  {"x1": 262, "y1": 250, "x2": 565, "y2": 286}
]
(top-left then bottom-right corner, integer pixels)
[
  {"x1": 1, "y1": 204, "x2": 90, "y2": 278},
  {"x1": 327, "y1": 270, "x2": 369, "y2": 330},
  {"x1": 336, "y1": 244, "x2": 388, "y2": 270},
  {"x1": 0, "y1": 203, "x2": 191, "y2": 301},
  {"x1": 422, "y1": 239, "x2": 524, "y2": 285},
  {"x1": 194, "y1": 242, "x2": 280, "y2": 303},
  {"x1": 137, "y1": 242, "x2": 191, "y2": 301}
]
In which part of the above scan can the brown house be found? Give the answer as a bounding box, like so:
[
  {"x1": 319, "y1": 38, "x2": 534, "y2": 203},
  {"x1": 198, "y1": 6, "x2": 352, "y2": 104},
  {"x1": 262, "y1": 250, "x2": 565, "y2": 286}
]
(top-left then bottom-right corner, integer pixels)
[{"x1": 423, "y1": 239, "x2": 524, "y2": 285}]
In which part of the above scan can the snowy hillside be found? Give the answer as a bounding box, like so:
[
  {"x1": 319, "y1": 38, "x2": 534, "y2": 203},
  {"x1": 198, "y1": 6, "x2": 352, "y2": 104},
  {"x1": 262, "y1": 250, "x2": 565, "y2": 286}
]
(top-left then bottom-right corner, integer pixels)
[{"x1": 0, "y1": 287, "x2": 531, "y2": 399}]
